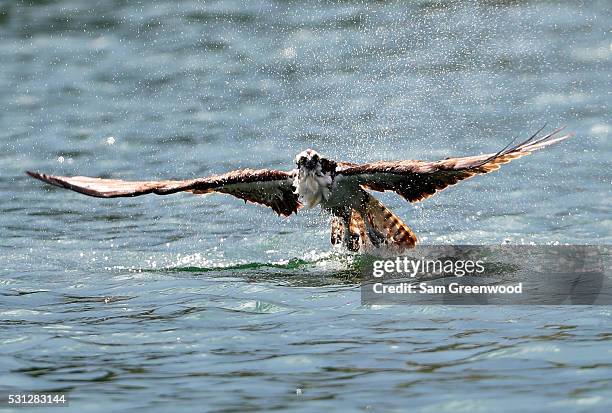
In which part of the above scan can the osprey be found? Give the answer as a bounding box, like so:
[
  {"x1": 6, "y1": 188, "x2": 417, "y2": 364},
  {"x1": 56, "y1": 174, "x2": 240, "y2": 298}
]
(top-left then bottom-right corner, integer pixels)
[{"x1": 28, "y1": 127, "x2": 571, "y2": 253}]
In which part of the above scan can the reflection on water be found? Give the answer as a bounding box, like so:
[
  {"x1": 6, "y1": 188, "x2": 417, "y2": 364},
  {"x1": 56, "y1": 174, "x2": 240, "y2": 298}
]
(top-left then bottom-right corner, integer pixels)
[{"x1": 1, "y1": 0, "x2": 611, "y2": 411}]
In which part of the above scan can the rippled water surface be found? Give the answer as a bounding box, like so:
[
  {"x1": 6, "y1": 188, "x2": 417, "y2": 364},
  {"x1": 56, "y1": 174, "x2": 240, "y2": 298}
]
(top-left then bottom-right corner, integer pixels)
[{"x1": 1, "y1": 1, "x2": 611, "y2": 412}]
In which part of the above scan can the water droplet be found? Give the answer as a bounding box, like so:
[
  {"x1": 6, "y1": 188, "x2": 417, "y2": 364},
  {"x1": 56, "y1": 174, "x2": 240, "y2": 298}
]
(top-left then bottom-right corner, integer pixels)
[{"x1": 282, "y1": 47, "x2": 297, "y2": 59}]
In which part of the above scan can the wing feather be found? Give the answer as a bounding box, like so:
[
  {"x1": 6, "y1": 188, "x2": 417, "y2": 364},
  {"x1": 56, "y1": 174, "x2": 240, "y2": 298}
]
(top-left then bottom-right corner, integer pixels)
[
  {"x1": 27, "y1": 168, "x2": 300, "y2": 216},
  {"x1": 337, "y1": 127, "x2": 573, "y2": 203}
]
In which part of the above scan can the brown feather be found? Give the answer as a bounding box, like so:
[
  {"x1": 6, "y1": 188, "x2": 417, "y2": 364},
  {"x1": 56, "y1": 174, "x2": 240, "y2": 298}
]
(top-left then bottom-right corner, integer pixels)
[
  {"x1": 26, "y1": 169, "x2": 300, "y2": 217},
  {"x1": 338, "y1": 127, "x2": 573, "y2": 203},
  {"x1": 364, "y1": 195, "x2": 417, "y2": 250}
]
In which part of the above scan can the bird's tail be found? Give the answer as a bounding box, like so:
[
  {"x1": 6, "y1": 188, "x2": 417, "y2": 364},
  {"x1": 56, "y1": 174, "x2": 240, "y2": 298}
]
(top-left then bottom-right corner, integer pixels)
[{"x1": 363, "y1": 195, "x2": 417, "y2": 252}]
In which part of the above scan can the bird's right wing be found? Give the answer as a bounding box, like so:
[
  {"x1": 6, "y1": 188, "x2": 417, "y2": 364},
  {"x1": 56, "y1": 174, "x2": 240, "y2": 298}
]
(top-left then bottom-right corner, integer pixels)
[
  {"x1": 27, "y1": 168, "x2": 301, "y2": 216},
  {"x1": 336, "y1": 126, "x2": 573, "y2": 203}
]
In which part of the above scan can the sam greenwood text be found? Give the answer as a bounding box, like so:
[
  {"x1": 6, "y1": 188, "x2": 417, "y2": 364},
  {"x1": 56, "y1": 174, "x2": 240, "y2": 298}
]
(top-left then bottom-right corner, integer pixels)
[{"x1": 372, "y1": 282, "x2": 523, "y2": 295}]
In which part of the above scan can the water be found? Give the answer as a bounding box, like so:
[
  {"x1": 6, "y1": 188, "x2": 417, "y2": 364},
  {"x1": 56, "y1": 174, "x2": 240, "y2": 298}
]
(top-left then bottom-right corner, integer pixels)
[{"x1": 1, "y1": 0, "x2": 611, "y2": 411}]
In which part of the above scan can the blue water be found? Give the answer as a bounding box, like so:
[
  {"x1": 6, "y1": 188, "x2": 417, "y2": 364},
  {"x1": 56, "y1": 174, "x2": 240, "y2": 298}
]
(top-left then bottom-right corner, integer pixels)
[{"x1": 1, "y1": 1, "x2": 611, "y2": 411}]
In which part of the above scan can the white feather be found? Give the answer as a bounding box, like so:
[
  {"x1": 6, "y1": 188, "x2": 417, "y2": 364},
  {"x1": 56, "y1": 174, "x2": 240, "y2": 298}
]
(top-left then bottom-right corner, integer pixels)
[{"x1": 293, "y1": 164, "x2": 332, "y2": 209}]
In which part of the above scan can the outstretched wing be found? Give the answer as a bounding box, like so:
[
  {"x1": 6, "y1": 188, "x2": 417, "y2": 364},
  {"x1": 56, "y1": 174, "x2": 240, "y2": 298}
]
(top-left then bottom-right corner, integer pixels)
[
  {"x1": 27, "y1": 168, "x2": 300, "y2": 216},
  {"x1": 337, "y1": 127, "x2": 573, "y2": 203}
]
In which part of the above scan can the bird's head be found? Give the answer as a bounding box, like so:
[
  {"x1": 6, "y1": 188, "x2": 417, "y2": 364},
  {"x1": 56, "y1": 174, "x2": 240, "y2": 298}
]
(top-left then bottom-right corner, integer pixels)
[
  {"x1": 293, "y1": 149, "x2": 335, "y2": 208},
  {"x1": 295, "y1": 149, "x2": 323, "y2": 173}
]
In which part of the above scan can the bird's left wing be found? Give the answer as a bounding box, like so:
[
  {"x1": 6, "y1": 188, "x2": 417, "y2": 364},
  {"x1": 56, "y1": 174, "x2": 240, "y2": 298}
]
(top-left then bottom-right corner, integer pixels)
[
  {"x1": 27, "y1": 168, "x2": 300, "y2": 216},
  {"x1": 336, "y1": 127, "x2": 573, "y2": 203}
]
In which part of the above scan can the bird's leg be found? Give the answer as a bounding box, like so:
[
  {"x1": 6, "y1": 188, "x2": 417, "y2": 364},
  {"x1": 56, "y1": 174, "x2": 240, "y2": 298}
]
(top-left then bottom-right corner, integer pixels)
[
  {"x1": 334, "y1": 208, "x2": 359, "y2": 252},
  {"x1": 343, "y1": 216, "x2": 361, "y2": 252},
  {"x1": 330, "y1": 216, "x2": 344, "y2": 246}
]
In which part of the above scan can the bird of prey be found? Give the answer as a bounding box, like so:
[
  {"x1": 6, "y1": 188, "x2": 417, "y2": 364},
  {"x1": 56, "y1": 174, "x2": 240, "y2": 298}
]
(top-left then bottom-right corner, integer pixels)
[{"x1": 28, "y1": 127, "x2": 572, "y2": 253}]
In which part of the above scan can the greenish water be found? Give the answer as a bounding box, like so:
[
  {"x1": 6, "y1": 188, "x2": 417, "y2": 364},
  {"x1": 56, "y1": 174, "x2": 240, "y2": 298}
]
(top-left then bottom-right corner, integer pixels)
[{"x1": 1, "y1": 0, "x2": 611, "y2": 412}]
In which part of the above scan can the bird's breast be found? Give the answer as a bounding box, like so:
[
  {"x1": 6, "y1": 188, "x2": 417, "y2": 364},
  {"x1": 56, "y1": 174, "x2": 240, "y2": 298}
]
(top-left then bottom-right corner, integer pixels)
[{"x1": 294, "y1": 171, "x2": 332, "y2": 209}]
